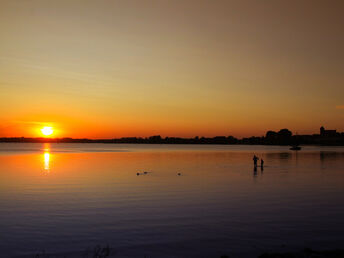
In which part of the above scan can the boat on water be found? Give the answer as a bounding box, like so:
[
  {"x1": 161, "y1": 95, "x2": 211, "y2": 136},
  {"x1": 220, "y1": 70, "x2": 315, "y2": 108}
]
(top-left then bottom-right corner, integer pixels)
[{"x1": 290, "y1": 145, "x2": 301, "y2": 150}]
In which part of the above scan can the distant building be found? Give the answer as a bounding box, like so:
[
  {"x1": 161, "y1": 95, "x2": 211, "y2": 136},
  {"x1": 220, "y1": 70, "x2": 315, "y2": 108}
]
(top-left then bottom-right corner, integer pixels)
[{"x1": 320, "y1": 126, "x2": 337, "y2": 137}]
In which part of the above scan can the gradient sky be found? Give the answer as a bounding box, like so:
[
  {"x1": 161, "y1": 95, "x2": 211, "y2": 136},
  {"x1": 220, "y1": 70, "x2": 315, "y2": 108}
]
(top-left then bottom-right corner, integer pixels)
[{"x1": 1, "y1": 0, "x2": 343, "y2": 138}]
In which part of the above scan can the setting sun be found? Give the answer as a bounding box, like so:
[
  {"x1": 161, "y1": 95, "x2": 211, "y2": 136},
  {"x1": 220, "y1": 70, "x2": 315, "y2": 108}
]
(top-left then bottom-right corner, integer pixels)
[{"x1": 41, "y1": 126, "x2": 54, "y2": 136}]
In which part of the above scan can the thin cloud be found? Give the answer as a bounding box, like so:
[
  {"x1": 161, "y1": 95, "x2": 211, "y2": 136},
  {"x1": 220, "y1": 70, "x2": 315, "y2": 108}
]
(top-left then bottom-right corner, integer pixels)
[
  {"x1": 11, "y1": 121, "x2": 47, "y2": 125},
  {"x1": 336, "y1": 105, "x2": 344, "y2": 109}
]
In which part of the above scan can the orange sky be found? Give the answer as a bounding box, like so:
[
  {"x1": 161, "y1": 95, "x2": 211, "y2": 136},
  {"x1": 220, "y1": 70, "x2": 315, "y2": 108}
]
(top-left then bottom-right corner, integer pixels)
[{"x1": 1, "y1": 0, "x2": 344, "y2": 138}]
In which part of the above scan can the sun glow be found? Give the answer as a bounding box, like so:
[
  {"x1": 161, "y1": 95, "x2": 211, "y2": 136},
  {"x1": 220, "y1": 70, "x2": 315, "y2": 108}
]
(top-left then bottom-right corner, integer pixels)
[{"x1": 41, "y1": 126, "x2": 54, "y2": 136}]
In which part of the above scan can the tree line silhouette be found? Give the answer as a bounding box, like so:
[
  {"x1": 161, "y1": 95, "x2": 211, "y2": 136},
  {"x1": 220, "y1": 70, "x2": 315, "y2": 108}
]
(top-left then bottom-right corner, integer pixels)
[{"x1": 1, "y1": 127, "x2": 344, "y2": 145}]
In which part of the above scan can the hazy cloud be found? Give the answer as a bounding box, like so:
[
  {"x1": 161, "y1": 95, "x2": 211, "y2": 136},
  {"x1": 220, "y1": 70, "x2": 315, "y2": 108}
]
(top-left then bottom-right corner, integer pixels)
[
  {"x1": 336, "y1": 105, "x2": 344, "y2": 109},
  {"x1": 11, "y1": 121, "x2": 47, "y2": 125}
]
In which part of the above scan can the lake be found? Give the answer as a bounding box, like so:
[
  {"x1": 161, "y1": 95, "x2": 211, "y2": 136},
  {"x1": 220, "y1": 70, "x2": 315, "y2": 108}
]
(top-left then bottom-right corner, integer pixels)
[{"x1": 1, "y1": 143, "x2": 344, "y2": 257}]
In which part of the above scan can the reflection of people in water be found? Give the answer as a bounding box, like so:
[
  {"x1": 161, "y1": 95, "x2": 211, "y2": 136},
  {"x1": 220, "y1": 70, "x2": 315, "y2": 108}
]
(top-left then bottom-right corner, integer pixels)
[
  {"x1": 253, "y1": 155, "x2": 259, "y2": 167},
  {"x1": 260, "y1": 159, "x2": 264, "y2": 168}
]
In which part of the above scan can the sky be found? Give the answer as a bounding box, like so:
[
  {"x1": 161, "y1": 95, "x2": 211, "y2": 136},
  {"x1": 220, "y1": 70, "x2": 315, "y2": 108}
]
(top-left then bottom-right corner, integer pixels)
[{"x1": 0, "y1": 0, "x2": 343, "y2": 138}]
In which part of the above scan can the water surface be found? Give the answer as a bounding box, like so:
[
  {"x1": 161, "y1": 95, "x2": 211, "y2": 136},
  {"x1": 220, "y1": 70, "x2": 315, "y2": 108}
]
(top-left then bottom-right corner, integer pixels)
[{"x1": 1, "y1": 143, "x2": 344, "y2": 257}]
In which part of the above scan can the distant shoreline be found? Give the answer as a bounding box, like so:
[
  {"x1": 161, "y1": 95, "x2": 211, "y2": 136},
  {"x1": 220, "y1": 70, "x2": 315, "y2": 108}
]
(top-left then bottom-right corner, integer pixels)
[
  {"x1": 1, "y1": 138, "x2": 344, "y2": 146},
  {"x1": 1, "y1": 128, "x2": 344, "y2": 146}
]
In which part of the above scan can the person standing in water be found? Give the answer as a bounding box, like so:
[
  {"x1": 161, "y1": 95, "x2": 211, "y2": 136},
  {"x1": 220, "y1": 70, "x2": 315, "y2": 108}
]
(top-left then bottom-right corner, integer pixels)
[
  {"x1": 260, "y1": 159, "x2": 264, "y2": 168},
  {"x1": 253, "y1": 155, "x2": 259, "y2": 167}
]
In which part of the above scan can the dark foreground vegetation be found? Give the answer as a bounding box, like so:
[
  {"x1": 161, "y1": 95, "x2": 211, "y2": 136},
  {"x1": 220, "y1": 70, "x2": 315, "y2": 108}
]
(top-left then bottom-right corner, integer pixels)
[
  {"x1": 2, "y1": 127, "x2": 344, "y2": 146},
  {"x1": 14, "y1": 247, "x2": 344, "y2": 258},
  {"x1": 258, "y1": 248, "x2": 344, "y2": 258}
]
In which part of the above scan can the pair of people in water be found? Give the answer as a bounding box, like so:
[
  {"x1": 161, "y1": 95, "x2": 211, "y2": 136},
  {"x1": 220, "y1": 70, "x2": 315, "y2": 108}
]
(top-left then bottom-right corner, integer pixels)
[{"x1": 253, "y1": 155, "x2": 264, "y2": 168}]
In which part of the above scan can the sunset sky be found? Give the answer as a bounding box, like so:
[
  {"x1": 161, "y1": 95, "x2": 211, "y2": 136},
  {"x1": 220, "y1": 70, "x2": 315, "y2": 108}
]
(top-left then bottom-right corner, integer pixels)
[{"x1": 1, "y1": 0, "x2": 343, "y2": 138}]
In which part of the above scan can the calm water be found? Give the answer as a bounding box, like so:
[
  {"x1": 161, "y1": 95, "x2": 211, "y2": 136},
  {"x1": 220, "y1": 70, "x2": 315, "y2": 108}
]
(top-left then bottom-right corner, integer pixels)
[{"x1": 1, "y1": 143, "x2": 344, "y2": 257}]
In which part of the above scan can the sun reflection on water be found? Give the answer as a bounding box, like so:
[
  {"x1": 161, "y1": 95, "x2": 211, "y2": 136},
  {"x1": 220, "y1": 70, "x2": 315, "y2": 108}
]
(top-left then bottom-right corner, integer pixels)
[
  {"x1": 43, "y1": 143, "x2": 51, "y2": 173},
  {"x1": 44, "y1": 152, "x2": 50, "y2": 172}
]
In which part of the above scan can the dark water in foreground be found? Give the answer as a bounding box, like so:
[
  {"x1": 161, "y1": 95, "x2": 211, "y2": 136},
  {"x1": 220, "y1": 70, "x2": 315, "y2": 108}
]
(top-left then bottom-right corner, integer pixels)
[{"x1": 0, "y1": 143, "x2": 344, "y2": 257}]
